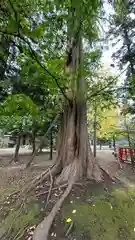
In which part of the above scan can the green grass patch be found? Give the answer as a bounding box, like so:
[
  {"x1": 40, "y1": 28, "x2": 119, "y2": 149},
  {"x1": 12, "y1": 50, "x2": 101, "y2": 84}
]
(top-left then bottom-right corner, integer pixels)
[{"x1": 61, "y1": 187, "x2": 135, "y2": 240}]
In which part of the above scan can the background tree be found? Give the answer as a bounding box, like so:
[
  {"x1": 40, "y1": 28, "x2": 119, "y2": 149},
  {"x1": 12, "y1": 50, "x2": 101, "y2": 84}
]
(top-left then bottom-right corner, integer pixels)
[
  {"x1": 108, "y1": 0, "x2": 135, "y2": 115},
  {"x1": 0, "y1": 94, "x2": 38, "y2": 162},
  {"x1": 87, "y1": 70, "x2": 118, "y2": 153}
]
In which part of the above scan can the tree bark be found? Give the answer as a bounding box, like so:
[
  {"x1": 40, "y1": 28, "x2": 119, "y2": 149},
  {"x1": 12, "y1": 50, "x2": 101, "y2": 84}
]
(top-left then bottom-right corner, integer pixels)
[
  {"x1": 13, "y1": 134, "x2": 21, "y2": 162},
  {"x1": 124, "y1": 115, "x2": 134, "y2": 164},
  {"x1": 113, "y1": 135, "x2": 116, "y2": 152},
  {"x1": 22, "y1": 134, "x2": 26, "y2": 146},
  {"x1": 31, "y1": 133, "x2": 36, "y2": 154},
  {"x1": 93, "y1": 105, "x2": 97, "y2": 157},
  {"x1": 33, "y1": 5, "x2": 102, "y2": 240},
  {"x1": 55, "y1": 101, "x2": 102, "y2": 184},
  {"x1": 109, "y1": 142, "x2": 111, "y2": 148},
  {"x1": 49, "y1": 129, "x2": 53, "y2": 160},
  {"x1": 54, "y1": 6, "x2": 102, "y2": 183},
  {"x1": 26, "y1": 115, "x2": 59, "y2": 168},
  {"x1": 100, "y1": 140, "x2": 102, "y2": 150}
]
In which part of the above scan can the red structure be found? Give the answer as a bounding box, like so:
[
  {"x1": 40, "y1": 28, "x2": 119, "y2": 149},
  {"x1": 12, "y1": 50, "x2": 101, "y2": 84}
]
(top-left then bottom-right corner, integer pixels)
[{"x1": 119, "y1": 148, "x2": 135, "y2": 162}]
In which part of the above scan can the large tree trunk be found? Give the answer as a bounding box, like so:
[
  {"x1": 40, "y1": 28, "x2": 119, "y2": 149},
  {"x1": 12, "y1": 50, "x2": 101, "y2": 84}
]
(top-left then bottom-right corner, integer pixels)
[
  {"x1": 32, "y1": 101, "x2": 102, "y2": 240},
  {"x1": 54, "y1": 7, "x2": 102, "y2": 183},
  {"x1": 33, "y1": 5, "x2": 102, "y2": 240},
  {"x1": 55, "y1": 101, "x2": 102, "y2": 184}
]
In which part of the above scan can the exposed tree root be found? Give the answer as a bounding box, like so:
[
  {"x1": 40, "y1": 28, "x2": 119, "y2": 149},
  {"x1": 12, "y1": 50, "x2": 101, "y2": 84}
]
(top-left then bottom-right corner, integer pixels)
[
  {"x1": 31, "y1": 162, "x2": 115, "y2": 240},
  {"x1": 87, "y1": 158, "x2": 103, "y2": 182},
  {"x1": 44, "y1": 168, "x2": 53, "y2": 210},
  {"x1": 0, "y1": 164, "x2": 61, "y2": 240},
  {"x1": 99, "y1": 166, "x2": 116, "y2": 182},
  {"x1": 9, "y1": 156, "x2": 19, "y2": 164},
  {"x1": 116, "y1": 155, "x2": 123, "y2": 169},
  {"x1": 25, "y1": 168, "x2": 51, "y2": 195},
  {"x1": 33, "y1": 179, "x2": 74, "y2": 240},
  {"x1": 33, "y1": 161, "x2": 77, "y2": 240},
  {"x1": 32, "y1": 168, "x2": 114, "y2": 240},
  {"x1": 56, "y1": 160, "x2": 79, "y2": 184},
  {"x1": 24, "y1": 162, "x2": 60, "y2": 195},
  {"x1": 9, "y1": 157, "x2": 16, "y2": 164},
  {"x1": 32, "y1": 157, "x2": 105, "y2": 240}
]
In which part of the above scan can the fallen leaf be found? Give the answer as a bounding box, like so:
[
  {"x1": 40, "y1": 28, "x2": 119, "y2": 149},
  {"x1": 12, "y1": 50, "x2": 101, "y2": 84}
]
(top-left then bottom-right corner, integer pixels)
[
  {"x1": 72, "y1": 209, "x2": 76, "y2": 214},
  {"x1": 29, "y1": 225, "x2": 36, "y2": 230},
  {"x1": 66, "y1": 218, "x2": 72, "y2": 223}
]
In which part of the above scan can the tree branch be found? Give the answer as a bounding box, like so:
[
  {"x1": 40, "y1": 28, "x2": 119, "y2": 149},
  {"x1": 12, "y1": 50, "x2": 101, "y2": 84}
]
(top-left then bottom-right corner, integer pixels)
[
  {"x1": 0, "y1": 30, "x2": 71, "y2": 103},
  {"x1": 89, "y1": 67, "x2": 128, "y2": 99},
  {"x1": 8, "y1": 0, "x2": 18, "y2": 24}
]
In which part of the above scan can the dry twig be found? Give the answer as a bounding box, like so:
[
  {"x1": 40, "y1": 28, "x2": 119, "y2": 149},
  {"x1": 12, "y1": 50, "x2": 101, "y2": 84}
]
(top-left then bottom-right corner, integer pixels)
[
  {"x1": 65, "y1": 222, "x2": 74, "y2": 237},
  {"x1": 36, "y1": 183, "x2": 68, "y2": 197},
  {"x1": 33, "y1": 179, "x2": 74, "y2": 240},
  {"x1": 36, "y1": 182, "x2": 82, "y2": 197}
]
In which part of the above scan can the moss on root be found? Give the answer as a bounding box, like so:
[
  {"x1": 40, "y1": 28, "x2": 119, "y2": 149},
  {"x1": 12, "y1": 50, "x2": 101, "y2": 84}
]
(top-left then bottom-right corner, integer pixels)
[{"x1": 61, "y1": 188, "x2": 135, "y2": 240}]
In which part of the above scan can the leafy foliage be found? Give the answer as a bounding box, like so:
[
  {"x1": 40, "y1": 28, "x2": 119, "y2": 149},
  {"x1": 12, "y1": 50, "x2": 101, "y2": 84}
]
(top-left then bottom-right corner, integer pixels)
[
  {"x1": 108, "y1": 0, "x2": 135, "y2": 104},
  {"x1": 0, "y1": 94, "x2": 38, "y2": 135}
]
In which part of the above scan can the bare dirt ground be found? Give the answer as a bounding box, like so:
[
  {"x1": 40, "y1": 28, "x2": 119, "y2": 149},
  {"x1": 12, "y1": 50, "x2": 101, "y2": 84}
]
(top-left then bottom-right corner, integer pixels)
[
  {"x1": 0, "y1": 148, "x2": 118, "y2": 171},
  {"x1": 0, "y1": 147, "x2": 56, "y2": 166},
  {"x1": 0, "y1": 148, "x2": 119, "y2": 191},
  {"x1": 0, "y1": 149, "x2": 120, "y2": 203}
]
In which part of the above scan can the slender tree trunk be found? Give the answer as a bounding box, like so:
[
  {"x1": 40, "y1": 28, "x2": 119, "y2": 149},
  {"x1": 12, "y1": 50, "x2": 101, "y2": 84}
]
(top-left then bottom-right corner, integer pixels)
[
  {"x1": 49, "y1": 129, "x2": 53, "y2": 160},
  {"x1": 22, "y1": 135, "x2": 26, "y2": 146},
  {"x1": 124, "y1": 115, "x2": 133, "y2": 164},
  {"x1": 109, "y1": 142, "x2": 111, "y2": 148},
  {"x1": 100, "y1": 140, "x2": 102, "y2": 150},
  {"x1": 113, "y1": 135, "x2": 116, "y2": 152},
  {"x1": 13, "y1": 134, "x2": 21, "y2": 162},
  {"x1": 26, "y1": 115, "x2": 59, "y2": 168},
  {"x1": 93, "y1": 104, "x2": 97, "y2": 157},
  {"x1": 32, "y1": 135, "x2": 36, "y2": 154},
  {"x1": 127, "y1": 125, "x2": 133, "y2": 163},
  {"x1": 123, "y1": 28, "x2": 135, "y2": 76}
]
